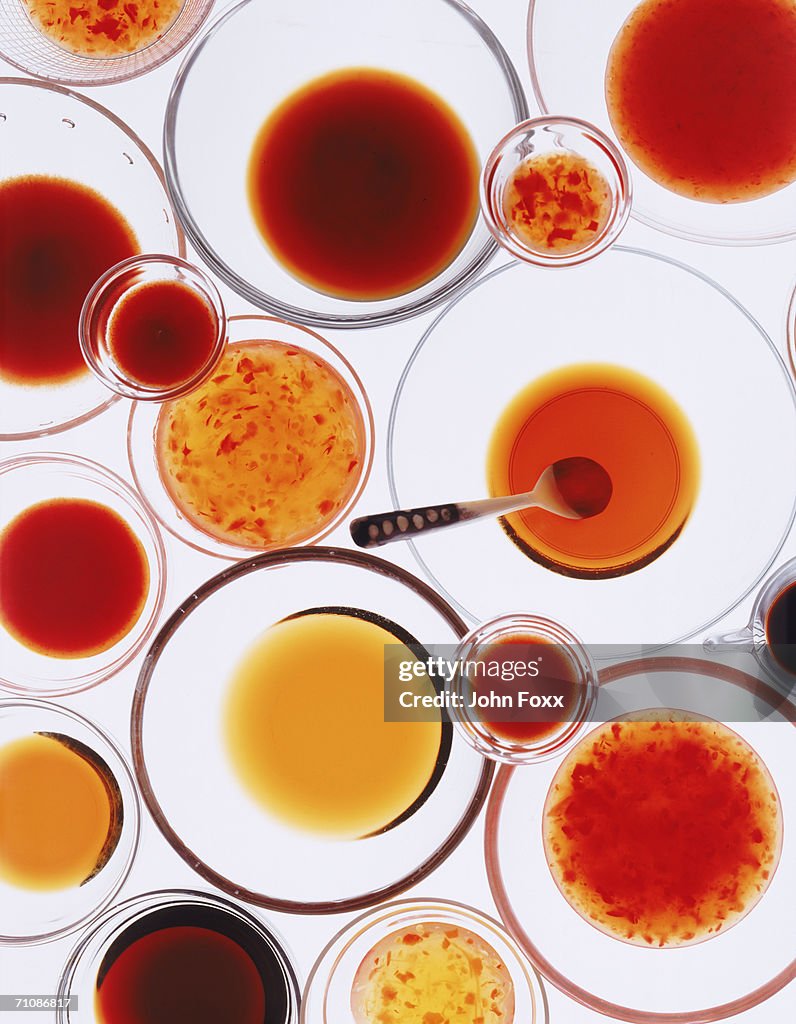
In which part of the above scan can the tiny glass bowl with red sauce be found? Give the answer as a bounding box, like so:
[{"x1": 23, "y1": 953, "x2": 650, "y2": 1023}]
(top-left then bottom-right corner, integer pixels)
[
  {"x1": 448, "y1": 613, "x2": 598, "y2": 765},
  {"x1": 80, "y1": 255, "x2": 227, "y2": 402},
  {"x1": 481, "y1": 116, "x2": 631, "y2": 268},
  {"x1": 0, "y1": 454, "x2": 166, "y2": 698}
]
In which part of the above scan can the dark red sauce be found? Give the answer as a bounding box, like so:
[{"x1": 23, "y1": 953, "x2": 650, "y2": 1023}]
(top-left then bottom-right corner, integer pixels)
[
  {"x1": 247, "y1": 68, "x2": 480, "y2": 300},
  {"x1": 0, "y1": 176, "x2": 138, "y2": 384},
  {"x1": 108, "y1": 280, "x2": 219, "y2": 389},
  {"x1": 766, "y1": 582, "x2": 796, "y2": 676},
  {"x1": 0, "y1": 499, "x2": 149, "y2": 658},
  {"x1": 606, "y1": 0, "x2": 796, "y2": 202}
]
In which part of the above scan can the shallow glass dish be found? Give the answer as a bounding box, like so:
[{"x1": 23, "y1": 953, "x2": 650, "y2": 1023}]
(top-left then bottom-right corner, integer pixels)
[
  {"x1": 485, "y1": 656, "x2": 796, "y2": 1022},
  {"x1": 0, "y1": 700, "x2": 139, "y2": 946},
  {"x1": 388, "y1": 249, "x2": 796, "y2": 647},
  {"x1": 131, "y1": 547, "x2": 493, "y2": 914},
  {"x1": 302, "y1": 899, "x2": 549, "y2": 1024},
  {"x1": 163, "y1": 0, "x2": 528, "y2": 329},
  {"x1": 527, "y1": 0, "x2": 796, "y2": 245},
  {"x1": 128, "y1": 315, "x2": 374, "y2": 559},
  {"x1": 0, "y1": 79, "x2": 185, "y2": 440},
  {"x1": 0, "y1": 454, "x2": 167, "y2": 697},
  {"x1": 0, "y1": 0, "x2": 214, "y2": 87},
  {"x1": 56, "y1": 889, "x2": 300, "y2": 1023}
]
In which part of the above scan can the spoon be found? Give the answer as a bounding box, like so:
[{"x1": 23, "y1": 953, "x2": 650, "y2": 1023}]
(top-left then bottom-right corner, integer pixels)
[{"x1": 350, "y1": 456, "x2": 612, "y2": 549}]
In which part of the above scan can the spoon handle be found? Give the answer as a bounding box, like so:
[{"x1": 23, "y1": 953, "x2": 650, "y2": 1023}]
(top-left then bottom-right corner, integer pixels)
[{"x1": 349, "y1": 493, "x2": 535, "y2": 549}]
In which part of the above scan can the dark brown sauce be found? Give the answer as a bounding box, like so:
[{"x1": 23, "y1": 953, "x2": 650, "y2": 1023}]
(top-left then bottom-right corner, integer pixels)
[{"x1": 766, "y1": 582, "x2": 796, "y2": 676}]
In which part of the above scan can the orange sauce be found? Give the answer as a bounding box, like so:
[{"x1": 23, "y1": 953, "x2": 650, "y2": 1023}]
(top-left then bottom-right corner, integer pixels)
[
  {"x1": 22, "y1": 0, "x2": 185, "y2": 57},
  {"x1": 487, "y1": 364, "x2": 699, "y2": 577}
]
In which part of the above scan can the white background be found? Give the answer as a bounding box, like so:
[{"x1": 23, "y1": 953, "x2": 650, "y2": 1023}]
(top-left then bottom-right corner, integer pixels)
[{"x1": 1, "y1": 0, "x2": 795, "y2": 1020}]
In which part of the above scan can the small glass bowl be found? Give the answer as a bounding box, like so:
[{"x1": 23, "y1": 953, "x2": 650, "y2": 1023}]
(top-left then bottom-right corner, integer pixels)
[
  {"x1": 0, "y1": 699, "x2": 140, "y2": 946},
  {"x1": 56, "y1": 889, "x2": 301, "y2": 1023},
  {"x1": 481, "y1": 116, "x2": 631, "y2": 268},
  {"x1": 0, "y1": 454, "x2": 167, "y2": 697},
  {"x1": 80, "y1": 254, "x2": 227, "y2": 402},
  {"x1": 448, "y1": 613, "x2": 598, "y2": 765},
  {"x1": 128, "y1": 315, "x2": 374, "y2": 560},
  {"x1": 302, "y1": 898, "x2": 549, "y2": 1024},
  {"x1": 0, "y1": 0, "x2": 215, "y2": 88}
]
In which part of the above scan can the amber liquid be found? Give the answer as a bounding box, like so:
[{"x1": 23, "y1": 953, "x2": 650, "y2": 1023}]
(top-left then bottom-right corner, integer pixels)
[
  {"x1": 0, "y1": 499, "x2": 149, "y2": 658},
  {"x1": 95, "y1": 904, "x2": 287, "y2": 1024},
  {"x1": 0, "y1": 176, "x2": 138, "y2": 385},
  {"x1": 487, "y1": 364, "x2": 699, "y2": 578},
  {"x1": 247, "y1": 68, "x2": 480, "y2": 300},
  {"x1": 766, "y1": 582, "x2": 796, "y2": 676},
  {"x1": 23, "y1": 0, "x2": 185, "y2": 57},
  {"x1": 108, "y1": 280, "x2": 219, "y2": 389},
  {"x1": 0, "y1": 733, "x2": 121, "y2": 891},
  {"x1": 606, "y1": 0, "x2": 796, "y2": 202},
  {"x1": 224, "y1": 608, "x2": 450, "y2": 839},
  {"x1": 544, "y1": 715, "x2": 782, "y2": 947},
  {"x1": 351, "y1": 922, "x2": 515, "y2": 1024}
]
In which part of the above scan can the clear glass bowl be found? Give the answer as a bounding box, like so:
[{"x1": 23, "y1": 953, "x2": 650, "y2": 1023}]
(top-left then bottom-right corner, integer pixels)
[
  {"x1": 0, "y1": 0, "x2": 215, "y2": 87},
  {"x1": 302, "y1": 899, "x2": 549, "y2": 1024},
  {"x1": 56, "y1": 889, "x2": 301, "y2": 1023},
  {"x1": 0, "y1": 79, "x2": 185, "y2": 440},
  {"x1": 131, "y1": 547, "x2": 494, "y2": 914},
  {"x1": 485, "y1": 656, "x2": 796, "y2": 1021},
  {"x1": 387, "y1": 248, "x2": 796, "y2": 647},
  {"x1": 80, "y1": 254, "x2": 227, "y2": 402},
  {"x1": 482, "y1": 116, "x2": 631, "y2": 268},
  {"x1": 128, "y1": 315, "x2": 374, "y2": 559},
  {"x1": 526, "y1": 0, "x2": 796, "y2": 245},
  {"x1": 0, "y1": 699, "x2": 139, "y2": 945},
  {"x1": 163, "y1": 0, "x2": 528, "y2": 329},
  {"x1": 0, "y1": 454, "x2": 167, "y2": 697}
]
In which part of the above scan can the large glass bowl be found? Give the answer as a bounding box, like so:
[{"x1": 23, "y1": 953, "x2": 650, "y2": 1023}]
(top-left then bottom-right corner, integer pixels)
[
  {"x1": 527, "y1": 0, "x2": 796, "y2": 246},
  {"x1": 163, "y1": 0, "x2": 528, "y2": 329},
  {"x1": 0, "y1": 79, "x2": 185, "y2": 440},
  {"x1": 387, "y1": 249, "x2": 796, "y2": 647},
  {"x1": 131, "y1": 547, "x2": 493, "y2": 914},
  {"x1": 485, "y1": 656, "x2": 796, "y2": 1022}
]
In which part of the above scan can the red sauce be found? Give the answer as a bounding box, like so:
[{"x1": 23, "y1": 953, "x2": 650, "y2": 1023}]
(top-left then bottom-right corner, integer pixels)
[
  {"x1": 0, "y1": 499, "x2": 149, "y2": 658},
  {"x1": 475, "y1": 634, "x2": 582, "y2": 744},
  {"x1": 606, "y1": 0, "x2": 796, "y2": 202},
  {"x1": 247, "y1": 68, "x2": 480, "y2": 300},
  {"x1": 0, "y1": 176, "x2": 138, "y2": 385},
  {"x1": 544, "y1": 717, "x2": 782, "y2": 946},
  {"x1": 108, "y1": 280, "x2": 219, "y2": 390}
]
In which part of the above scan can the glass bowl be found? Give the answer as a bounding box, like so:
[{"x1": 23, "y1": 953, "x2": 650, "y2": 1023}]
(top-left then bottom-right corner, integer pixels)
[
  {"x1": 482, "y1": 116, "x2": 631, "y2": 268},
  {"x1": 0, "y1": 79, "x2": 185, "y2": 441},
  {"x1": 131, "y1": 547, "x2": 494, "y2": 914},
  {"x1": 527, "y1": 0, "x2": 796, "y2": 246},
  {"x1": 0, "y1": 454, "x2": 167, "y2": 697},
  {"x1": 128, "y1": 315, "x2": 374, "y2": 559},
  {"x1": 0, "y1": 699, "x2": 139, "y2": 946},
  {"x1": 485, "y1": 656, "x2": 796, "y2": 1021},
  {"x1": 0, "y1": 0, "x2": 214, "y2": 87},
  {"x1": 163, "y1": 0, "x2": 528, "y2": 329},
  {"x1": 387, "y1": 249, "x2": 796, "y2": 647},
  {"x1": 80, "y1": 254, "x2": 227, "y2": 402},
  {"x1": 56, "y1": 889, "x2": 301, "y2": 1023},
  {"x1": 302, "y1": 899, "x2": 549, "y2": 1024}
]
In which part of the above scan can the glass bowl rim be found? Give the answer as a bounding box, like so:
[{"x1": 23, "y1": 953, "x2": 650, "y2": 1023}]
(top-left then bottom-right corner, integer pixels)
[
  {"x1": 525, "y1": 0, "x2": 796, "y2": 247},
  {"x1": 0, "y1": 452, "x2": 169, "y2": 697},
  {"x1": 55, "y1": 886, "x2": 302, "y2": 1021},
  {"x1": 787, "y1": 277, "x2": 796, "y2": 382},
  {"x1": 126, "y1": 313, "x2": 377, "y2": 560},
  {"x1": 0, "y1": 1, "x2": 216, "y2": 88},
  {"x1": 0, "y1": 76, "x2": 186, "y2": 441},
  {"x1": 480, "y1": 114, "x2": 633, "y2": 268},
  {"x1": 131, "y1": 545, "x2": 495, "y2": 914},
  {"x1": 485, "y1": 654, "x2": 796, "y2": 1022},
  {"x1": 0, "y1": 696, "x2": 141, "y2": 947},
  {"x1": 386, "y1": 245, "x2": 796, "y2": 647},
  {"x1": 79, "y1": 253, "x2": 228, "y2": 402},
  {"x1": 162, "y1": 0, "x2": 529, "y2": 329},
  {"x1": 300, "y1": 896, "x2": 550, "y2": 1024}
]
